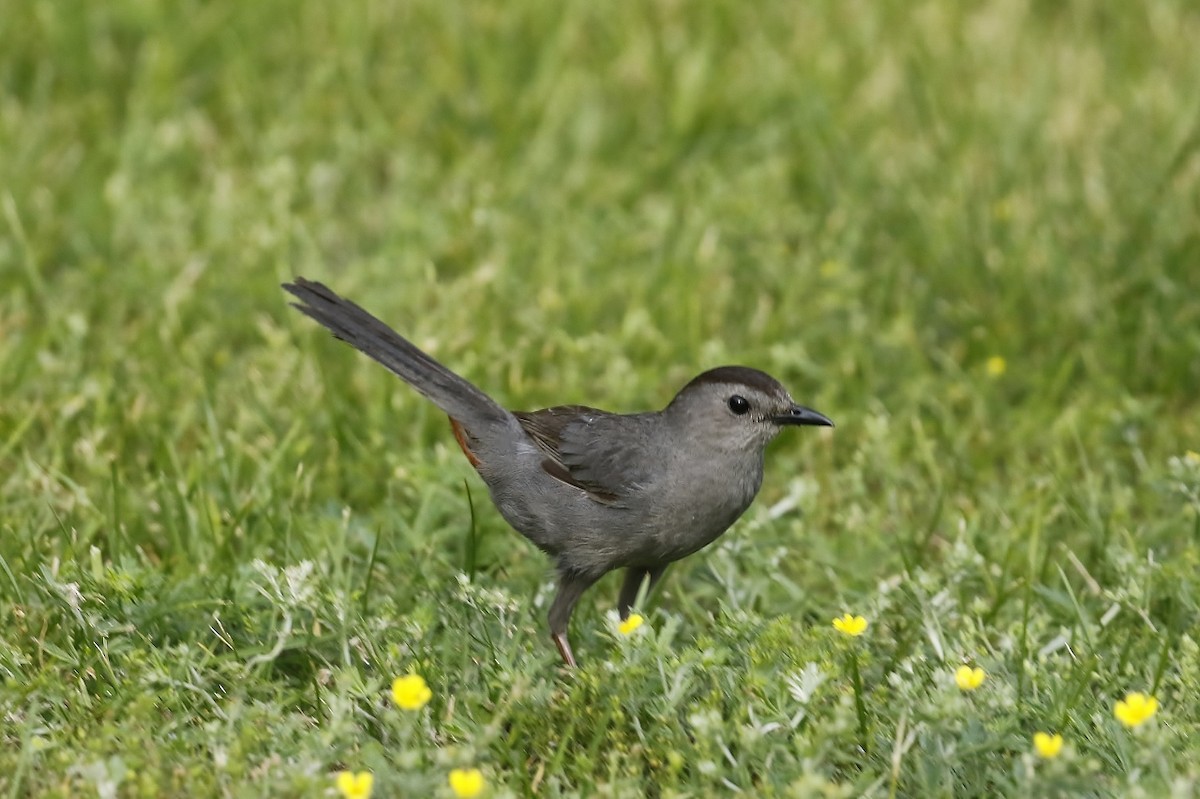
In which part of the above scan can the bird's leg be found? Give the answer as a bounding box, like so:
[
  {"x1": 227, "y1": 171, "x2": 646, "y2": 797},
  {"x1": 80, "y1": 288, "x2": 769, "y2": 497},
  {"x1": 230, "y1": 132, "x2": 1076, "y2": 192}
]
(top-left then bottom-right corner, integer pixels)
[
  {"x1": 548, "y1": 570, "x2": 599, "y2": 668},
  {"x1": 618, "y1": 565, "x2": 667, "y2": 621}
]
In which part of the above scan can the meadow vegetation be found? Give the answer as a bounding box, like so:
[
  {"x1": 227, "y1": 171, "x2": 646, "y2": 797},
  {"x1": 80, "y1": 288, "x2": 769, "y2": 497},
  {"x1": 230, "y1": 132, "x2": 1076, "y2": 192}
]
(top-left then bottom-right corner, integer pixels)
[{"x1": 2, "y1": 0, "x2": 1199, "y2": 796}]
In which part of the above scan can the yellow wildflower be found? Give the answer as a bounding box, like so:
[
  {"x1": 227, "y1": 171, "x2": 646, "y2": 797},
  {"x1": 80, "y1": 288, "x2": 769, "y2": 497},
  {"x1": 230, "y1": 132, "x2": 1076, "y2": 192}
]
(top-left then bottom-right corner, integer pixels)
[
  {"x1": 1185, "y1": 450, "x2": 1200, "y2": 464},
  {"x1": 618, "y1": 613, "x2": 644, "y2": 635},
  {"x1": 954, "y1": 665, "x2": 986, "y2": 691},
  {"x1": 1033, "y1": 732, "x2": 1063, "y2": 759},
  {"x1": 832, "y1": 614, "x2": 868, "y2": 637},
  {"x1": 391, "y1": 673, "x2": 432, "y2": 711},
  {"x1": 335, "y1": 771, "x2": 374, "y2": 799},
  {"x1": 448, "y1": 767, "x2": 486, "y2": 798},
  {"x1": 985, "y1": 356, "x2": 1007, "y2": 377},
  {"x1": 1114, "y1": 692, "x2": 1158, "y2": 728}
]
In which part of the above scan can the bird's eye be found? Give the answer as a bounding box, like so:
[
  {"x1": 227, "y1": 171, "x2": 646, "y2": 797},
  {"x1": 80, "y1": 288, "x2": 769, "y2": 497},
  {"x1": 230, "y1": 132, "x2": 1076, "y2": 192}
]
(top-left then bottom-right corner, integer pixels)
[{"x1": 728, "y1": 395, "x2": 750, "y2": 415}]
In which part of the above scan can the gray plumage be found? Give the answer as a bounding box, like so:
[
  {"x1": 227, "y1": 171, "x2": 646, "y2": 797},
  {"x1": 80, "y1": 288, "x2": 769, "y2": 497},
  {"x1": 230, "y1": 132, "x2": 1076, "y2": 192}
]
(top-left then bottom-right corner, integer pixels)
[{"x1": 284, "y1": 277, "x2": 833, "y2": 666}]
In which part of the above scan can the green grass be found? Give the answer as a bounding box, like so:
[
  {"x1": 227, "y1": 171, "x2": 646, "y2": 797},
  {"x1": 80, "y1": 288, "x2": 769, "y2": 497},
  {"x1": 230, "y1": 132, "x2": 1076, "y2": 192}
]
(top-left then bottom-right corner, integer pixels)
[{"x1": 3, "y1": 0, "x2": 1200, "y2": 796}]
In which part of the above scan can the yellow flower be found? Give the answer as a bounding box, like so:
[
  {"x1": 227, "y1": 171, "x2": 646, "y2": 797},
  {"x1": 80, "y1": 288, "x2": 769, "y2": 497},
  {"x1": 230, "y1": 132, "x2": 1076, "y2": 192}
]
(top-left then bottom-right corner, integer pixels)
[
  {"x1": 391, "y1": 673, "x2": 432, "y2": 711},
  {"x1": 448, "y1": 767, "x2": 486, "y2": 798},
  {"x1": 831, "y1": 613, "x2": 868, "y2": 637},
  {"x1": 1114, "y1": 692, "x2": 1158, "y2": 728},
  {"x1": 1185, "y1": 450, "x2": 1200, "y2": 464},
  {"x1": 1033, "y1": 732, "x2": 1063, "y2": 759},
  {"x1": 819, "y1": 260, "x2": 844, "y2": 277},
  {"x1": 618, "y1": 613, "x2": 644, "y2": 635},
  {"x1": 985, "y1": 356, "x2": 1007, "y2": 377},
  {"x1": 335, "y1": 771, "x2": 374, "y2": 799},
  {"x1": 954, "y1": 665, "x2": 986, "y2": 691}
]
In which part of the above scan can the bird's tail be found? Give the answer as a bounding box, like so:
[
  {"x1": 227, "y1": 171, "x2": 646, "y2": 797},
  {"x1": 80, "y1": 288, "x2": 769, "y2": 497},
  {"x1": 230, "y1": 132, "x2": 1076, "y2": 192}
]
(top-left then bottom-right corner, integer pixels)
[{"x1": 283, "y1": 277, "x2": 510, "y2": 428}]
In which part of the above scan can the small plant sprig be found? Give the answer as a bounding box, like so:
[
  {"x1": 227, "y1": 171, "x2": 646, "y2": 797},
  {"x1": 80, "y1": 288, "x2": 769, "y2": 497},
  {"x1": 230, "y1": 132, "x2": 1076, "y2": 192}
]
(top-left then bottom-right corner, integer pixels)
[{"x1": 833, "y1": 613, "x2": 870, "y2": 748}]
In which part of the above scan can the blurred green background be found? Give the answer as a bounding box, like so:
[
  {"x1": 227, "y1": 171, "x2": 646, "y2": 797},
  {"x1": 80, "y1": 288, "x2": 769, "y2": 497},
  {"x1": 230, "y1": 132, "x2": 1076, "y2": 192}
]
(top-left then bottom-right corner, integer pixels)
[{"x1": 2, "y1": 0, "x2": 1199, "y2": 796}]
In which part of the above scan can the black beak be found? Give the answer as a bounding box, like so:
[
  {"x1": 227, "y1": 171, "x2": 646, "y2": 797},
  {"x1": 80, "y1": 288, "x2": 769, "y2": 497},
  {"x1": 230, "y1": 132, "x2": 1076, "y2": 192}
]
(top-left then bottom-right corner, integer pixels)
[{"x1": 773, "y1": 404, "x2": 834, "y2": 428}]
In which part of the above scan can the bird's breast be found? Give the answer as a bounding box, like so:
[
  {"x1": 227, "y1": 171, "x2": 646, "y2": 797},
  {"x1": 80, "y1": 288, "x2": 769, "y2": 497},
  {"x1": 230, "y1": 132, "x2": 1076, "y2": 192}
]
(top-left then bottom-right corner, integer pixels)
[{"x1": 645, "y1": 450, "x2": 764, "y2": 561}]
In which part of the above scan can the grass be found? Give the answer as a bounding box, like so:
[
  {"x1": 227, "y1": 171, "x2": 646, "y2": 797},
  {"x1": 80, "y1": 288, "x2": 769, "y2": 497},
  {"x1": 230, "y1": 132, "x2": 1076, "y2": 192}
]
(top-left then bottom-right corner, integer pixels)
[{"x1": 2, "y1": 0, "x2": 1200, "y2": 796}]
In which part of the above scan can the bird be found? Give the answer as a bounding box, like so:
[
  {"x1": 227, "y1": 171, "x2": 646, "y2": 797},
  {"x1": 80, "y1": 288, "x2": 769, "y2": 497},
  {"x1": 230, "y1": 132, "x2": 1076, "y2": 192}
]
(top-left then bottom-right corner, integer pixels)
[{"x1": 283, "y1": 277, "x2": 833, "y2": 666}]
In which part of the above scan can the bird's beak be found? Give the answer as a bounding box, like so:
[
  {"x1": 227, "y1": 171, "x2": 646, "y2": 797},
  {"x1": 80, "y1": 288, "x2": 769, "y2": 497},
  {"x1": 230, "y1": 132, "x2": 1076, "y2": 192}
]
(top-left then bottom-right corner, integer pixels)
[{"x1": 773, "y1": 404, "x2": 834, "y2": 428}]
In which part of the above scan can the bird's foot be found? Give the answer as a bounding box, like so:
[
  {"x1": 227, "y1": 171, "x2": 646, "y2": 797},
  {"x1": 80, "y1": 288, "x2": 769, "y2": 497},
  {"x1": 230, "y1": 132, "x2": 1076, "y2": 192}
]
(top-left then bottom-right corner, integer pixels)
[{"x1": 552, "y1": 632, "x2": 577, "y2": 668}]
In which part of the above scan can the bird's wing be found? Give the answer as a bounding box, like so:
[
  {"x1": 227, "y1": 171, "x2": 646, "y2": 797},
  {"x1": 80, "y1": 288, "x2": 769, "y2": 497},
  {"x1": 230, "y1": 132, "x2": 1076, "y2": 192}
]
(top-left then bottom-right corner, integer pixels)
[{"x1": 514, "y1": 406, "x2": 659, "y2": 505}]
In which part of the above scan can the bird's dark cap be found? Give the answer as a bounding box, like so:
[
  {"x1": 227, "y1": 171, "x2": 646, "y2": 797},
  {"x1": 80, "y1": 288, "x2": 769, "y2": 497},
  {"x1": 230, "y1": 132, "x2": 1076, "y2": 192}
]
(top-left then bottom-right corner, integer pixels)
[{"x1": 679, "y1": 365, "x2": 787, "y2": 397}]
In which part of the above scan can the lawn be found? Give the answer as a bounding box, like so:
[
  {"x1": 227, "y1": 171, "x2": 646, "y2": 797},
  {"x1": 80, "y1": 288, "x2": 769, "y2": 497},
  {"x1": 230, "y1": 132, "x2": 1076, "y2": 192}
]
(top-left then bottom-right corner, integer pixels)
[{"x1": 2, "y1": 1, "x2": 1200, "y2": 796}]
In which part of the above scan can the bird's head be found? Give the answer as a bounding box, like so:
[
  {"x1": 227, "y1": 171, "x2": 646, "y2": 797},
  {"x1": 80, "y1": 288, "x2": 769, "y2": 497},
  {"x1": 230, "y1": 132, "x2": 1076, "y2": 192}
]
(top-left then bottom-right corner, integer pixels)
[{"x1": 665, "y1": 365, "x2": 833, "y2": 453}]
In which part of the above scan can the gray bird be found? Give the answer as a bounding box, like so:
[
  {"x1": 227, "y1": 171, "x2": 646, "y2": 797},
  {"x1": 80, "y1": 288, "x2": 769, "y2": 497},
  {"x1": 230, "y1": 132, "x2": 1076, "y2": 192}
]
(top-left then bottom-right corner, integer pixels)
[{"x1": 284, "y1": 278, "x2": 833, "y2": 666}]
